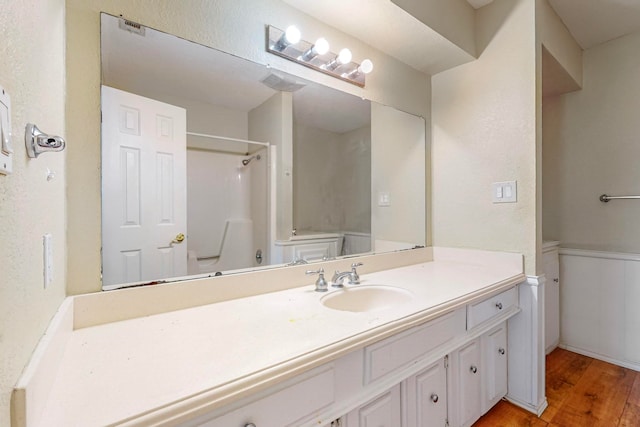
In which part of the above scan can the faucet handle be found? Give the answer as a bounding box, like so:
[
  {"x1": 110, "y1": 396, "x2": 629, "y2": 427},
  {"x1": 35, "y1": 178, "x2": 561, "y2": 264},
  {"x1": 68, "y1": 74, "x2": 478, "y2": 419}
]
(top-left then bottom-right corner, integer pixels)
[
  {"x1": 306, "y1": 268, "x2": 328, "y2": 292},
  {"x1": 350, "y1": 262, "x2": 363, "y2": 284}
]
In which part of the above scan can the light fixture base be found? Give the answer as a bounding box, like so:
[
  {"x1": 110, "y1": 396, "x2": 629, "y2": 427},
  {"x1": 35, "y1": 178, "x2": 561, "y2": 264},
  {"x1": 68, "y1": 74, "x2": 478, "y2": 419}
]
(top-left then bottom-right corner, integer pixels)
[{"x1": 266, "y1": 25, "x2": 368, "y2": 88}]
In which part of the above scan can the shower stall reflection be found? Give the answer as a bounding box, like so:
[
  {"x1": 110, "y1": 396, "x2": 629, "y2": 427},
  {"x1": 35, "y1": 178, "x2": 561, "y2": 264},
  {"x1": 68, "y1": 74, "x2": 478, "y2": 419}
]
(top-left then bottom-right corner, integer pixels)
[{"x1": 187, "y1": 138, "x2": 268, "y2": 275}]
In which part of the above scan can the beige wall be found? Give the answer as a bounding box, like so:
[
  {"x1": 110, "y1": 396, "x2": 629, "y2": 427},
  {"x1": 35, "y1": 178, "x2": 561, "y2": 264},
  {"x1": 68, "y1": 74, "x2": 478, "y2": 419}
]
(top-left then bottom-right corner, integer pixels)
[
  {"x1": 372, "y1": 103, "x2": 426, "y2": 247},
  {"x1": 432, "y1": 0, "x2": 538, "y2": 274},
  {"x1": 0, "y1": 1, "x2": 66, "y2": 425},
  {"x1": 543, "y1": 31, "x2": 640, "y2": 253},
  {"x1": 65, "y1": 0, "x2": 431, "y2": 294}
]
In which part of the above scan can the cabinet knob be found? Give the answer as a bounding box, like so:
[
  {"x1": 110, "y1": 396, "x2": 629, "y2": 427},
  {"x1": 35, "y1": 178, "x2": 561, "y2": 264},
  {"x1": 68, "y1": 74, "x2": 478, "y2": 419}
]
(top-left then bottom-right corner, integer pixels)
[
  {"x1": 470, "y1": 365, "x2": 478, "y2": 374},
  {"x1": 244, "y1": 424, "x2": 256, "y2": 427},
  {"x1": 495, "y1": 302, "x2": 503, "y2": 310},
  {"x1": 431, "y1": 393, "x2": 439, "y2": 403},
  {"x1": 553, "y1": 278, "x2": 559, "y2": 283},
  {"x1": 498, "y1": 347, "x2": 506, "y2": 355}
]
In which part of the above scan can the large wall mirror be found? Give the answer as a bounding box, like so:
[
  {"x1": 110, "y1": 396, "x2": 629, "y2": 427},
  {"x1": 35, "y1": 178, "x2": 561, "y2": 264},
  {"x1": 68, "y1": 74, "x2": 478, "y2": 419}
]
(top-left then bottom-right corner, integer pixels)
[{"x1": 100, "y1": 13, "x2": 425, "y2": 289}]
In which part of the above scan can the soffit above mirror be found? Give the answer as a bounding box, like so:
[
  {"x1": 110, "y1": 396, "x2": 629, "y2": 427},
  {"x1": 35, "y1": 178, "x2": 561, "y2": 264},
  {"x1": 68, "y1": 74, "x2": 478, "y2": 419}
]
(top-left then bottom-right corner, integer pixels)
[
  {"x1": 466, "y1": 0, "x2": 494, "y2": 8},
  {"x1": 281, "y1": 0, "x2": 476, "y2": 75},
  {"x1": 469, "y1": 0, "x2": 640, "y2": 51},
  {"x1": 547, "y1": 0, "x2": 640, "y2": 49}
]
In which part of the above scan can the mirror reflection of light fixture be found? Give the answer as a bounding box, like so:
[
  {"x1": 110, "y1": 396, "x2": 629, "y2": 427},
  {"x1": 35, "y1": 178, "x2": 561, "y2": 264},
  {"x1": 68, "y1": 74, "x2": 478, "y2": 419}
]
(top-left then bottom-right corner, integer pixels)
[{"x1": 266, "y1": 25, "x2": 373, "y2": 87}]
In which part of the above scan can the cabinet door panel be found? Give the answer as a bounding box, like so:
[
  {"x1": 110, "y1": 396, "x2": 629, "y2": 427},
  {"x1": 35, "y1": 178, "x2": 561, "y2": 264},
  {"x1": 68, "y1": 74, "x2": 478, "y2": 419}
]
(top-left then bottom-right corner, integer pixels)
[
  {"x1": 346, "y1": 384, "x2": 401, "y2": 427},
  {"x1": 483, "y1": 324, "x2": 507, "y2": 412},
  {"x1": 457, "y1": 339, "x2": 481, "y2": 427},
  {"x1": 543, "y1": 249, "x2": 560, "y2": 353},
  {"x1": 406, "y1": 358, "x2": 447, "y2": 427}
]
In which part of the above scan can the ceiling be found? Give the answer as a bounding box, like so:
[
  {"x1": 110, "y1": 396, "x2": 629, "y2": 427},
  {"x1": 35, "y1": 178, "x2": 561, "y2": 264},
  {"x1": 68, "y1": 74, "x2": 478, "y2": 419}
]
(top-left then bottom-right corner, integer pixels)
[{"x1": 467, "y1": 0, "x2": 640, "y2": 50}]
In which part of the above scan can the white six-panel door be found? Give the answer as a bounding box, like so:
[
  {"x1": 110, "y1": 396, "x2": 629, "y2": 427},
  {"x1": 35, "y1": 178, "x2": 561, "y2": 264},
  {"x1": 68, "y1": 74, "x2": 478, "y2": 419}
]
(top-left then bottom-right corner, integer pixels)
[{"x1": 101, "y1": 86, "x2": 187, "y2": 286}]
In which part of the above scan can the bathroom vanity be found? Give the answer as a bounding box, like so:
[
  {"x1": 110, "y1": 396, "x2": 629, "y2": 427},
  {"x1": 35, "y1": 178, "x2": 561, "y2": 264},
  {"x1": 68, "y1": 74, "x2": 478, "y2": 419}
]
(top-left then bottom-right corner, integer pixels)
[{"x1": 13, "y1": 248, "x2": 526, "y2": 427}]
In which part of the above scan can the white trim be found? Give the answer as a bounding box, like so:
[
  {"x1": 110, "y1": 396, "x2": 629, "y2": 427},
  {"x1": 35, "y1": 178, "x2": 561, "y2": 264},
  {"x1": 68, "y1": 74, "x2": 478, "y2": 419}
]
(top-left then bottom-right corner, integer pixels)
[
  {"x1": 546, "y1": 340, "x2": 560, "y2": 355},
  {"x1": 526, "y1": 274, "x2": 546, "y2": 287},
  {"x1": 559, "y1": 247, "x2": 640, "y2": 262},
  {"x1": 559, "y1": 344, "x2": 640, "y2": 373},
  {"x1": 505, "y1": 396, "x2": 548, "y2": 417}
]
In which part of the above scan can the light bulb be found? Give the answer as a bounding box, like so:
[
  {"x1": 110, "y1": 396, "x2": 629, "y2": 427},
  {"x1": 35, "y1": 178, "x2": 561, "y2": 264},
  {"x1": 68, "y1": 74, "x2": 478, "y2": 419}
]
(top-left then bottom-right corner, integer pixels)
[
  {"x1": 314, "y1": 38, "x2": 330, "y2": 55},
  {"x1": 360, "y1": 59, "x2": 374, "y2": 74},
  {"x1": 284, "y1": 25, "x2": 301, "y2": 45},
  {"x1": 299, "y1": 37, "x2": 331, "y2": 61},
  {"x1": 338, "y1": 48, "x2": 352, "y2": 65},
  {"x1": 274, "y1": 25, "x2": 301, "y2": 51}
]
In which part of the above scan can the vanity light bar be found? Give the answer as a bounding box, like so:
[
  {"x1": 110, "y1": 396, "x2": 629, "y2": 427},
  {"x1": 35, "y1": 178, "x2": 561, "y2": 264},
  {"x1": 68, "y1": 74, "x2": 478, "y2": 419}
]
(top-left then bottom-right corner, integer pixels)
[{"x1": 266, "y1": 25, "x2": 373, "y2": 88}]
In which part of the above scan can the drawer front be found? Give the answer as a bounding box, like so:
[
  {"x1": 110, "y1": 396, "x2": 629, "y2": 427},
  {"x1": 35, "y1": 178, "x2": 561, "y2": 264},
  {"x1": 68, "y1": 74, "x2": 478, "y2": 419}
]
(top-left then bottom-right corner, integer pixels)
[
  {"x1": 466, "y1": 287, "x2": 517, "y2": 330},
  {"x1": 195, "y1": 366, "x2": 334, "y2": 427},
  {"x1": 364, "y1": 308, "x2": 466, "y2": 384}
]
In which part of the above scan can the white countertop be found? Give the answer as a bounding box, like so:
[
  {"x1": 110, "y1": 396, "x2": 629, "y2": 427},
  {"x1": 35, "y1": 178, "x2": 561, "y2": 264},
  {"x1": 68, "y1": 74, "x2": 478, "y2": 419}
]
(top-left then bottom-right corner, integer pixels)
[{"x1": 16, "y1": 248, "x2": 524, "y2": 427}]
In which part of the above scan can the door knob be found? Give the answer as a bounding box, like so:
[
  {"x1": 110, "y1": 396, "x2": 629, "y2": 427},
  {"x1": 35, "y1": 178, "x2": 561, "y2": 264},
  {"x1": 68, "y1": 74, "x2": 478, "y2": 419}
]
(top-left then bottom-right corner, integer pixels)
[{"x1": 171, "y1": 233, "x2": 185, "y2": 244}]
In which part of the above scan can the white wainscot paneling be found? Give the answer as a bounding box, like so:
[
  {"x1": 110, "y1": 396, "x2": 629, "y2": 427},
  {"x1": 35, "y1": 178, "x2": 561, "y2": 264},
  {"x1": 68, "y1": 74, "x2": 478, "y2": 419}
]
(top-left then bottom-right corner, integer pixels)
[{"x1": 560, "y1": 249, "x2": 640, "y2": 370}]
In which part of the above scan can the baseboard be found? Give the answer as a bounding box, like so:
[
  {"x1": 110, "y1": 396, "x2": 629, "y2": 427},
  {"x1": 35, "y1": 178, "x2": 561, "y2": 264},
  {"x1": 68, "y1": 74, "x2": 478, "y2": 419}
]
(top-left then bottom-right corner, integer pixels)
[
  {"x1": 505, "y1": 395, "x2": 548, "y2": 417},
  {"x1": 559, "y1": 344, "x2": 640, "y2": 373}
]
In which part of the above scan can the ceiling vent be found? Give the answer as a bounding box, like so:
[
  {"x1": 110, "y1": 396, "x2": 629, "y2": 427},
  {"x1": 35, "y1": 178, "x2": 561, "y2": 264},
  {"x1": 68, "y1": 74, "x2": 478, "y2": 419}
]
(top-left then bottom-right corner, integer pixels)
[{"x1": 260, "y1": 72, "x2": 306, "y2": 92}]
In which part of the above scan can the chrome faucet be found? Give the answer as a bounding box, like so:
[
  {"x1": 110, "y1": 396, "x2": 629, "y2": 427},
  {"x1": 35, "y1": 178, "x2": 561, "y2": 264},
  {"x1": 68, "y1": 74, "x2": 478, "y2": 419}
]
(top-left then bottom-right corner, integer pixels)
[
  {"x1": 331, "y1": 262, "x2": 364, "y2": 288},
  {"x1": 288, "y1": 258, "x2": 308, "y2": 266},
  {"x1": 306, "y1": 268, "x2": 328, "y2": 292},
  {"x1": 349, "y1": 262, "x2": 363, "y2": 284},
  {"x1": 331, "y1": 270, "x2": 353, "y2": 288}
]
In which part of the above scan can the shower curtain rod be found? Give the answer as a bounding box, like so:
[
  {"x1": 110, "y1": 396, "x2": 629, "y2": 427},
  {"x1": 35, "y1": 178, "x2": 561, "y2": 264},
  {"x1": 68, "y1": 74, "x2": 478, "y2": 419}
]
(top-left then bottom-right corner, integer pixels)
[
  {"x1": 186, "y1": 132, "x2": 269, "y2": 147},
  {"x1": 599, "y1": 194, "x2": 640, "y2": 202}
]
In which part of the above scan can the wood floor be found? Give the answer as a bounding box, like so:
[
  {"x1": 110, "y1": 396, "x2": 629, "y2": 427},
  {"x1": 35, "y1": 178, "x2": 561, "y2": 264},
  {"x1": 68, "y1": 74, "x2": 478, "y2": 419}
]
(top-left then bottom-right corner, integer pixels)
[{"x1": 473, "y1": 348, "x2": 640, "y2": 426}]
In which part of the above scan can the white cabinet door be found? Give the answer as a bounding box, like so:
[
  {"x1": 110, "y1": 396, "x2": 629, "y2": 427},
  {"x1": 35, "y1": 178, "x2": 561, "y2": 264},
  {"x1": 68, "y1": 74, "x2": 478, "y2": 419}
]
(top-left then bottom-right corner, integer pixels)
[
  {"x1": 543, "y1": 247, "x2": 560, "y2": 353},
  {"x1": 345, "y1": 384, "x2": 401, "y2": 427},
  {"x1": 405, "y1": 358, "x2": 448, "y2": 427},
  {"x1": 482, "y1": 324, "x2": 508, "y2": 413},
  {"x1": 453, "y1": 339, "x2": 482, "y2": 427}
]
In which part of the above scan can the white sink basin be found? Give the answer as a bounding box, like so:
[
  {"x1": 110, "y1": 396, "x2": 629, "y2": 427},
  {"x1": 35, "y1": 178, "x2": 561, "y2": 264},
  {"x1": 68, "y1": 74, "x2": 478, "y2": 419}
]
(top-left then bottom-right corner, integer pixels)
[{"x1": 320, "y1": 285, "x2": 414, "y2": 312}]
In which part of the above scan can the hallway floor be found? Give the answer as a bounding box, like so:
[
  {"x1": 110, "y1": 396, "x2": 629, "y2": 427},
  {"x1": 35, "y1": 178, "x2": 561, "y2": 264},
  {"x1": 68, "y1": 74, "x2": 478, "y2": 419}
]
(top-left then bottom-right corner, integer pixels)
[{"x1": 473, "y1": 348, "x2": 640, "y2": 426}]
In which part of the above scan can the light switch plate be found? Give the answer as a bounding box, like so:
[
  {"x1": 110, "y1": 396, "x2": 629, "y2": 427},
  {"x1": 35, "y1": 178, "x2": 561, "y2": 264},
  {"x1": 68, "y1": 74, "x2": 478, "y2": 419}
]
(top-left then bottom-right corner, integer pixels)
[
  {"x1": 0, "y1": 85, "x2": 12, "y2": 175},
  {"x1": 492, "y1": 181, "x2": 517, "y2": 203},
  {"x1": 378, "y1": 191, "x2": 391, "y2": 207}
]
